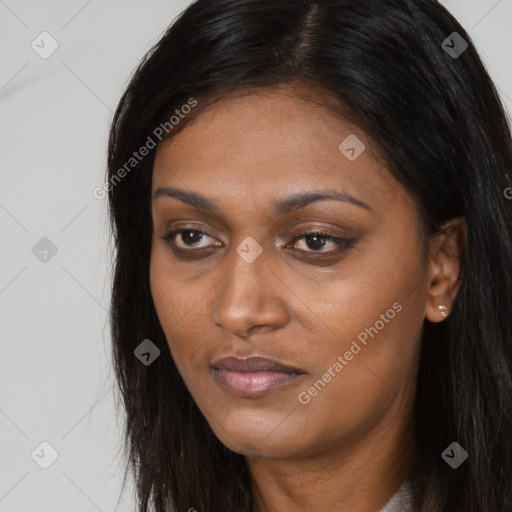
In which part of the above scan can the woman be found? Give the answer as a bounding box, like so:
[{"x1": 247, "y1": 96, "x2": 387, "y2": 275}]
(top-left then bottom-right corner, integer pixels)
[{"x1": 106, "y1": 0, "x2": 512, "y2": 510}]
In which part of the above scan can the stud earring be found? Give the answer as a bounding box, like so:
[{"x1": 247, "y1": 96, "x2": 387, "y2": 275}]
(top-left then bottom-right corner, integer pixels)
[{"x1": 437, "y1": 304, "x2": 448, "y2": 317}]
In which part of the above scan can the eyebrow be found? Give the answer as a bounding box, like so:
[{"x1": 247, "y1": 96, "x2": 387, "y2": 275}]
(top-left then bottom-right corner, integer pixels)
[{"x1": 152, "y1": 186, "x2": 372, "y2": 214}]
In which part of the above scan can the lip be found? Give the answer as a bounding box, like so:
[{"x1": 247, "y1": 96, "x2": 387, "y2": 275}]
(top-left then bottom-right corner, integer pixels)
[
  {"x1": 211, "y1": 355, "x2": 305, "y2": 374},
  {"x1": 210, "y1": 356, "x2": 306, "y2": 398}
]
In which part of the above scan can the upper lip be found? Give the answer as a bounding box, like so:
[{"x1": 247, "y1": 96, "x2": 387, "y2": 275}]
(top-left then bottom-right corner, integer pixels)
[{"x1": 211, "y1": 356, "x2": 306, "y2": 374}]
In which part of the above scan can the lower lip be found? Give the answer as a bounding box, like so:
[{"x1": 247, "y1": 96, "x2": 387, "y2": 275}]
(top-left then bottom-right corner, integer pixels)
[{"x1": 211, "y1": 369, "x2": 304, "y2": 398}]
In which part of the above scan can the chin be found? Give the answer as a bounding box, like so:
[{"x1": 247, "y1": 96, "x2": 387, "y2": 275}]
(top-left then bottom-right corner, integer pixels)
[{"x1": 206, "y1": 410, "x2": 308, "y2": 459}]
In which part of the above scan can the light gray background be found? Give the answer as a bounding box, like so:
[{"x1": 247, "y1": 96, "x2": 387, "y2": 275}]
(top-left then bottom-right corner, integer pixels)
[{"x1": 1, "y1": 1, "x2": 511, "y2": 511}]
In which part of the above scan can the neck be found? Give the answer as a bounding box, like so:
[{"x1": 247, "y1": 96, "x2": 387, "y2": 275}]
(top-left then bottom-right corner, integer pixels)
[{"x1": 249, "y1": 395, "x2": 415, "y2": 512}]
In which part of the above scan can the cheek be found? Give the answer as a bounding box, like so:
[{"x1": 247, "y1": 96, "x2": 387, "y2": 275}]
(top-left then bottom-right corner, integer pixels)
[
  {"x1": 291, "y1": 296, "x2": 423, "y2": 455},
  {"x1": 149, "y1": 246, "x2": 212, "y2": 375},
  {"x1": 296, "y1": 246, "x2": 426, "y2": 435},
  {"x1": 150, "y1": 248, "x2": 187, "y2": 363}
]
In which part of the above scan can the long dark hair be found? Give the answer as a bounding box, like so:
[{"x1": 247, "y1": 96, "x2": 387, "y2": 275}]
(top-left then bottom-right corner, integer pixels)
[{"x1": 106, "y1": 0, "x2": 512, "y2": 510}]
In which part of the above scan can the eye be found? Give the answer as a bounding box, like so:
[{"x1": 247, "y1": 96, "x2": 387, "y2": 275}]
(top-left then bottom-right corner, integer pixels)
[
  {"x1": 162, "y1": 228, "x2": 222, "y2": 252},
  {"x1": 287, "y1": 230, "x2": 355, "y2": 254}
]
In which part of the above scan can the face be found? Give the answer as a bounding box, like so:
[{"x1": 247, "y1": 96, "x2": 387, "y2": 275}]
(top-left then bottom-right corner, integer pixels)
[{"x1": 150, "y1": 83, "x2": 431, "y2": 459}]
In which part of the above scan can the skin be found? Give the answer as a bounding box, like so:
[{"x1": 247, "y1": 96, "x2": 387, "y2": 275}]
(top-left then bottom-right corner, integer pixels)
[{"x1": 149, "y1": 82, "x2": 465, "y2": 512}]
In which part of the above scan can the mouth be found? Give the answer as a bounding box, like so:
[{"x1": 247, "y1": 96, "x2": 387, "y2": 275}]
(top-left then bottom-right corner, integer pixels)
[{"x1": 210, "y1": 356, "x2": 307, "y2": 398}]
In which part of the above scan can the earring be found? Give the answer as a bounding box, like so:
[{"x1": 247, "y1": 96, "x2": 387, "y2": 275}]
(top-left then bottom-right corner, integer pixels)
[{"x1": 437, "y1": 304, "x2": 448, "y2": 317}]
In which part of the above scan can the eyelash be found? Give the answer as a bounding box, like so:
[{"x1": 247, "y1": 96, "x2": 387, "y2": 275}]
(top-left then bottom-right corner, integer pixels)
[{"x1": 161, "y1": 227, "x2": 356, "y2": 259}]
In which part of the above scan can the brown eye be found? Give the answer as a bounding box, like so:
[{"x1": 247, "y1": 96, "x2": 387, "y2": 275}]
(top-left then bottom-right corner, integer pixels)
[
  {"x1": 162, "y1": 228, "x2": 221, "y2": 250},
  {"x1": 288, "y1": 230, "x2": 355, "y2": 254}
]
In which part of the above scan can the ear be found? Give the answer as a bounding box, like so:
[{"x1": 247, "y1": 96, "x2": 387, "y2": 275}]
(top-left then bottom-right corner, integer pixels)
[{"x1": 424, "y1": 216, "x2": 466, "y2": 323}]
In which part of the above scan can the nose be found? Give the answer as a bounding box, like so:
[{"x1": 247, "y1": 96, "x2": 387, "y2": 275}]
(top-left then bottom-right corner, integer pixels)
[{"x1": 212, "y1": 246, "x2": 289, "y2": 339}]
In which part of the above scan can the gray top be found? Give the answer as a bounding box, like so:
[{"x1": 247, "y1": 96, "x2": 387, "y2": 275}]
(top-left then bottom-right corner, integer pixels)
[{"x1": 380, "y1": 479, "x2": 416, "y2": 512}]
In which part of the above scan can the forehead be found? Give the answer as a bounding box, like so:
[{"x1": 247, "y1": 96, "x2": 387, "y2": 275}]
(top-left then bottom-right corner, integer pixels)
[{"x1": 152, "y1": 83, "x2": 409, "y2": 217}]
